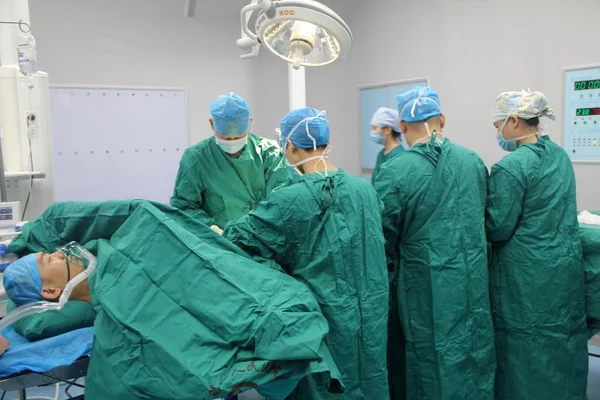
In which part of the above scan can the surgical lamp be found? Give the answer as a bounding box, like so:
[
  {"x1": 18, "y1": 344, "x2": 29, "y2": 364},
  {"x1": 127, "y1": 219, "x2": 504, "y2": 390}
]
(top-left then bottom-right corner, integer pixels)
[{"x1": 237, "y1": 0, "x2": 353, "y2": 110}]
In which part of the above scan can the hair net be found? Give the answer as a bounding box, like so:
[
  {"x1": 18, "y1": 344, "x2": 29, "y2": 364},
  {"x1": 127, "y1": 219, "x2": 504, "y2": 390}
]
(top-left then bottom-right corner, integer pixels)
[
  {"x1": 493, "y1": 90, "x2": 556, "y2": 122},
  {"x1": 397, "y1": 86, "x2": 442, "y2": 122},
  {"x1": 3, "y1": 254, "x2": 43, "y2": 305},
  {"x1": 210, "y1": 93, "x2": 251, "y2": 137},
  {"x1": 280, "y1": 107, "x2": 330, "y2": 150},
  {"x1": 370, "y1": 107, "x2": 402, "y2": 133}
]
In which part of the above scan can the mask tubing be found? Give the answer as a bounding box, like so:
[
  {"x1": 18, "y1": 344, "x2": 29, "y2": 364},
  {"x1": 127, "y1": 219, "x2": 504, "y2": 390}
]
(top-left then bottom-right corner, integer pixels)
[
  {"x1": 0, "y1": 301, "x2": 61, "y2": 331},
  {"x1": 58, "y1": 246, "x2": 96, "y2": 307}
]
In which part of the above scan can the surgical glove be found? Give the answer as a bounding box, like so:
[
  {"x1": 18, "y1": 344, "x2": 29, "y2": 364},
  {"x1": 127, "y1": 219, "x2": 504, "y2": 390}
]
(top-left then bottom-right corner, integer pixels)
[
  {"x1": 0, "y1": 240, "x2": 12, "y2": 257},
  {"x1": 211, "y1": 225, "x2": 223, "y2": 235}
]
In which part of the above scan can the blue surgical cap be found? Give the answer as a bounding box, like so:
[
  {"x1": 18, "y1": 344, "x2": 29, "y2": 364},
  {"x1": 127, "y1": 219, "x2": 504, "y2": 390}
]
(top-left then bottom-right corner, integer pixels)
[
  {"x1": 371, "y1": 107, "x2": 402, "y2": 133},
  {"x1": 3, "y1": 254, "x2": 43, "y2": 305},
  {"x1": 210, "y1": 93, "x2": 251, "y2": 137},
  {"x1": 280, "y1": 107, "x2": 330, "y2": 150},
  {"x1": 397, "y1": 86, "x2": 442, "y2": 122}
]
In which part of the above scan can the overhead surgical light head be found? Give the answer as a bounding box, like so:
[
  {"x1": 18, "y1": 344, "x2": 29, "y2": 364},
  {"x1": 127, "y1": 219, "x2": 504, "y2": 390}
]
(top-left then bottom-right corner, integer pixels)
[{"x1": 237, "y1": 0, "x2": 353, "y2": 69}]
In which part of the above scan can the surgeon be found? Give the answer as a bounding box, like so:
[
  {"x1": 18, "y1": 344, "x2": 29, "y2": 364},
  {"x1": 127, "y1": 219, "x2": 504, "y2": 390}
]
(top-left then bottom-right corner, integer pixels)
[
  {"x1": 223, "y1": 108, "x2": 390, "y2": 400},
  {"x1": 487, "y1": 90, "x2": 588, "y2": 400},
  {"x1": 374, "y1": 86, "x2": 495, "y2": 400},
  {"x1": 170, "y1": 92, "x2": 290, "y2": 231},
  {"x1": 370, "y1": 106, "x2": 406, "y2": 400},
  {"x1": 370, "y1": 107, "x2": 405, "y2": 185}
]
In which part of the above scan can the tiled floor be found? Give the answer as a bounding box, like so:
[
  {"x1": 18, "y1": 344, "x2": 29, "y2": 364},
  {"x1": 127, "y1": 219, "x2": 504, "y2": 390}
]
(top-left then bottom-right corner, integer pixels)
[{"x1": 3, "y1": 352, "x2": 600, "y2": 400}]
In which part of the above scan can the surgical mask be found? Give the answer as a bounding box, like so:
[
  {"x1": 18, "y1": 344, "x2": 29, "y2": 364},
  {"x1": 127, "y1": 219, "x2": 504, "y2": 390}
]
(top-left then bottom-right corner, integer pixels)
[
  {"x1": 496, "y1": 131, "x2": 518, "y2": 152},
  {"x1": 215, "y1": 135, "x2": 248, "y2": 154},
  {"x1": 496, "y1": 131, "x2": 538, "y2": 152},
  {"x1": 496, "y1": 117, "x2": 538, "y2": 152},
  {"x1": 370, "y1": 130, "x2": 386, "y2": 145}
]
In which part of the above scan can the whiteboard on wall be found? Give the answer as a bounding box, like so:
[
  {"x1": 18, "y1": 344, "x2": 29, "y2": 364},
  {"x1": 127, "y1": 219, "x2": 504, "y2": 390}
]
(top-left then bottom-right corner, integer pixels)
[
  {"x1": 50, "y1": 86, "x2": 189, "y2": 202},
  {"x1": 563, "y1": 65, "x2": 600, "y2": 163},
  {"x1": 358, "y1": 78, "x2": 428, "y2": 180}
]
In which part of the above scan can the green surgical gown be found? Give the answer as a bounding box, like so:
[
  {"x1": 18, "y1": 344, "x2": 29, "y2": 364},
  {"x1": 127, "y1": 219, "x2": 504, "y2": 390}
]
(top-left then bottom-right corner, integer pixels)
[
  {"x1": 9, "y1": 200, "x2": 341, "y2": 400},
  {"x1": 581, "y1": 212, "x2": 600, "y2": 338},
  {"x1": 486, "y1": 136, "x2": 588, "y2": 400},
  {"x1": 224, "y1": 170, "x2": 390, "y2": 400},
  {"x1": 372, "y1": 145, "x2": 405, "y2": 185},
  {"x1": 375, "y1": 137, "x2": 495, "y2": 400},
  {"x1": 371, "y1": 144, "x2": 406, "y2": 400},
  {"x1": 170, "y1": 133, "x2": 290, "y2": 228}
]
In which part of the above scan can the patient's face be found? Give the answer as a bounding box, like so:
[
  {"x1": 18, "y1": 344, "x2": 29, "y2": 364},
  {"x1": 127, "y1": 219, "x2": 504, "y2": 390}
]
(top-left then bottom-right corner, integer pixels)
[
  {"x1": 36, "y1": 251, "x2": 70, "y2": 289},
  {"x1": 36, "y1": 251, "x2": 87, "y2": 301}
]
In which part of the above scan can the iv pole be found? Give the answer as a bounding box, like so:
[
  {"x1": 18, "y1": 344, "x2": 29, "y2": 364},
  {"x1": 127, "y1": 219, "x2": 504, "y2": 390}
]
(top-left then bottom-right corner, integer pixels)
[
  {"x1": 0, "y1": 2, "x2": 26, "y2": 203},
  {"x1": 0, "y1": 1, "x2": 47, "y2": 207}
]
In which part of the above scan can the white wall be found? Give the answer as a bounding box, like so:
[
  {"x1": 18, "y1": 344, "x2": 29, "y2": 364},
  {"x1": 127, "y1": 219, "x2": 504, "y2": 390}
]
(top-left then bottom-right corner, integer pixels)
[
  {"x1": 15, "y1": 0, "x2": 600, "y2": 213},
  {"x1": 4, "y1": 0, "x2": 261, "y2": 218},
  {"x1": 248, "y1": 53, "x2": 289, "y2": 142},
  {"x1": 29, "y1": 0, "x2": 256, "y2": 146},
  {"x1": 256, "y1": 0, "x2": 600, "y2": 209}
]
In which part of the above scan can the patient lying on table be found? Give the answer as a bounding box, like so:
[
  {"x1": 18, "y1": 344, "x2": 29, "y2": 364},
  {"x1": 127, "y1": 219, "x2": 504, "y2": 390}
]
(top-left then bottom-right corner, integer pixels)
[
  {"x1": 0, "y1": 249, "x2": 92, "y2": 357},
  {"x1": 0, "y1": 199, "x2": 341, "y2": 399}
]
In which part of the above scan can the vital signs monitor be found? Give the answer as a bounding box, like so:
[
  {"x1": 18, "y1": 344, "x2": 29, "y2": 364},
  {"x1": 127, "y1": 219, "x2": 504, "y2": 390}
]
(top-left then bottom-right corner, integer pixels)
[{"x1": 564, "y1": 65, "x2": 600, "y2": 162}]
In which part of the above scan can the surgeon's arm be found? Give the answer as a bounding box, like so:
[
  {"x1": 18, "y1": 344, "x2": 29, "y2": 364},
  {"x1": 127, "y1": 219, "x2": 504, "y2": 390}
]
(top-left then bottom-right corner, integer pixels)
[
  {"x1": 170, "y1": 148, "x2": 216, "y2": 226},
  {"x1": 223, "y1": 199, "x2": 291, "y2": 270},
  {"x1": 486, "y1": 165, "x2": 525, "y2": 242},
  {"x1": 263, "y1": 143, "x2": 292, "y2": 194},
  {"x1": 374, "y1": 168, "x2": 404, "y2": 255}
]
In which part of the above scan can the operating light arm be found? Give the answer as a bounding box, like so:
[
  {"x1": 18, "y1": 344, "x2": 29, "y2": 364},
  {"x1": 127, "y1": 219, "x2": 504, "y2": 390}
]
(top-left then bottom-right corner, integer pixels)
[
  {"x1": 237, "y1": 0, "x2": 274, "y2": 58},
  {"x1": 184, "y1": 0, "x2": 197, "y2": 18},
  {"x1": 288, "y1": 64, "x2": 306, "y2": 110},
  {"x1": 239, "y1": 2, "x2": 261, "y2": 43}
]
